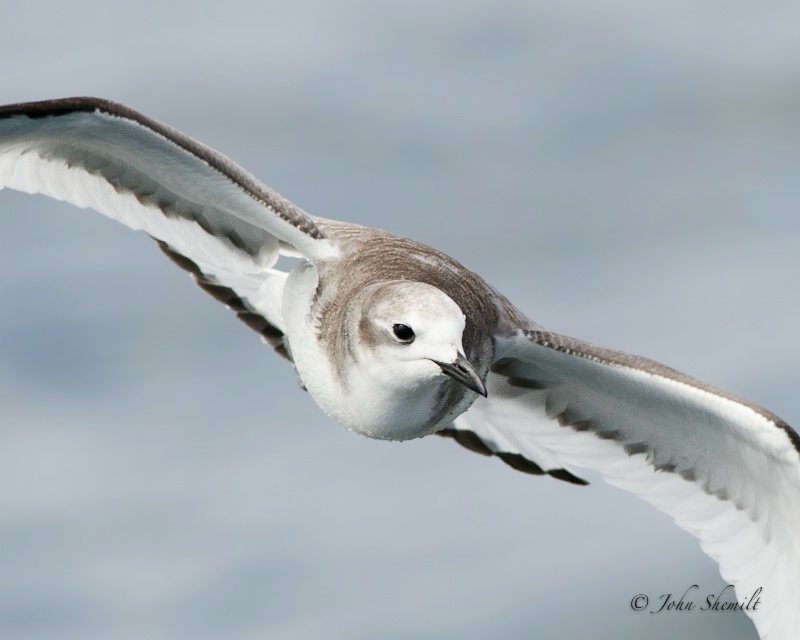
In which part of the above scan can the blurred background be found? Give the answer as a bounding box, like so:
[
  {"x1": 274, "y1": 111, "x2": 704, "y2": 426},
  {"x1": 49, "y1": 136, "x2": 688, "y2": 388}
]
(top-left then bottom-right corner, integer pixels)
[{"x1": 2, "y1": 1, "x2": 799, "y2": 638}]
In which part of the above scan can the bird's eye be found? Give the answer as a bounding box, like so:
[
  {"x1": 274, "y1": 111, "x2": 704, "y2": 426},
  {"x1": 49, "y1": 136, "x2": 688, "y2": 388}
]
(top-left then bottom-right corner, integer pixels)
[{"x1": 392, "y1": 323, "x2": 415, "y2": 343}]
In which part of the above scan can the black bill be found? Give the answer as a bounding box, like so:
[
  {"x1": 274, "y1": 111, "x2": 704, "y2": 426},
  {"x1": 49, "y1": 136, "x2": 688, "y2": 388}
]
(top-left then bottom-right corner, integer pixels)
[{"x1": 432, "y1": 353, "x2": 488, "y2": 397}]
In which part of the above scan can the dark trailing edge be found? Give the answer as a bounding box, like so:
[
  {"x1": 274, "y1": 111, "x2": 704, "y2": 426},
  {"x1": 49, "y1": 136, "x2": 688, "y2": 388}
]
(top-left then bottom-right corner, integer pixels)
[
  {"x1": 437, "y1": 426, "x2": 589, "y2": 486},
  {"x1": 157, "y1": 241, "x2": 292, "y2": 362}
]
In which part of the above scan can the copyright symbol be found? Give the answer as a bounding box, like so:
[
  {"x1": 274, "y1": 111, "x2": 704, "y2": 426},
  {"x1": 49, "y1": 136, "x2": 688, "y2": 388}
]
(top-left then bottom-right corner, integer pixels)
[{"x1": 631, "y1": 594, "x2": 648, "y2": 611}]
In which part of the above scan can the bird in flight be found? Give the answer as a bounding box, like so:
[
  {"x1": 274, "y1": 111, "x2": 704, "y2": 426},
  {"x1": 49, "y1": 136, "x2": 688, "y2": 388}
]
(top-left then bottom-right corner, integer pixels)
[{"x1": 0, "y1": 97, "x2": 797, "y2": 640}]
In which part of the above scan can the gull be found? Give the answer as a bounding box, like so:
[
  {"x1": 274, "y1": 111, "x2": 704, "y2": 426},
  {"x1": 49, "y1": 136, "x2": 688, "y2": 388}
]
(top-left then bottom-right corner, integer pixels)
[{"x1": 1, "y1": 97, "x2": 798, "y2": 639}]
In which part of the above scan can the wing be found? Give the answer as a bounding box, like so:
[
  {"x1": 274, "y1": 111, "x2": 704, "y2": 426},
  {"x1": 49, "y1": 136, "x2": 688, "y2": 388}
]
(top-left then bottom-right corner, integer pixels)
[
  {"x1": 447, "y1": 328, "x2": 800, "y2": 640},
  {"x1": 0, "y1": 97, "x2": 339, "y2": 359}
]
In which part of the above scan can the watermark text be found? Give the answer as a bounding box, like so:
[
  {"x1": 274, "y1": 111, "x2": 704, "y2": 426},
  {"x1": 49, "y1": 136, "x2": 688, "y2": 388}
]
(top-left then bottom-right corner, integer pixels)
[{"x1": 630, "y1": 585, "x2": 761, "y2": 614}]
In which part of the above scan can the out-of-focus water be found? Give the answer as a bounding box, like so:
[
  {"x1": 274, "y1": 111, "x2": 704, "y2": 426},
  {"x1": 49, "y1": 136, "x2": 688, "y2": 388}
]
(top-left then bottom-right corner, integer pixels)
[{"x1": 3, "y1": 2, "x2": 799, "y2": 638}]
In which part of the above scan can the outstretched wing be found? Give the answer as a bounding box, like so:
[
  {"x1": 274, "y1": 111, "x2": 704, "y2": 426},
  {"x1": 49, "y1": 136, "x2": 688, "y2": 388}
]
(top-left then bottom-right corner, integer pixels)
[
  {"x1": 447, "y1": 328, "x2": 800, "y2": 640},
  {"x1": 0, "y1": 97, "x2": 338, "y2": 358}
]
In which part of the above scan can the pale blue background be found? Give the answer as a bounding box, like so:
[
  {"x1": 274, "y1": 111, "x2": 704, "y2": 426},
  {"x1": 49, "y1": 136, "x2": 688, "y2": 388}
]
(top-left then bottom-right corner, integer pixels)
[{"x1": 2, "y1": 2, "x2": 800, "y2": 638}]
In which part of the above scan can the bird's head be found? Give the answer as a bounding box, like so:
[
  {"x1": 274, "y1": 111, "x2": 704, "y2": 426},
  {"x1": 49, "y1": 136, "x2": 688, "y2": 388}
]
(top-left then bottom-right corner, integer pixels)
[{"x1": 354, "y1": 280, "x2": 487, "y2": 399}]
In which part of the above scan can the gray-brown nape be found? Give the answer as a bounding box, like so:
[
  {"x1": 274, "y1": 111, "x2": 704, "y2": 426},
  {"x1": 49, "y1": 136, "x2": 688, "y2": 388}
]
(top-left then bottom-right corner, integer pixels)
[
  {"x1": 436, "y1": 427, "x2": 589, "y2": 486},
  {"x1": 156, "y1": 240, "x2": 292, "y2": 362}
]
